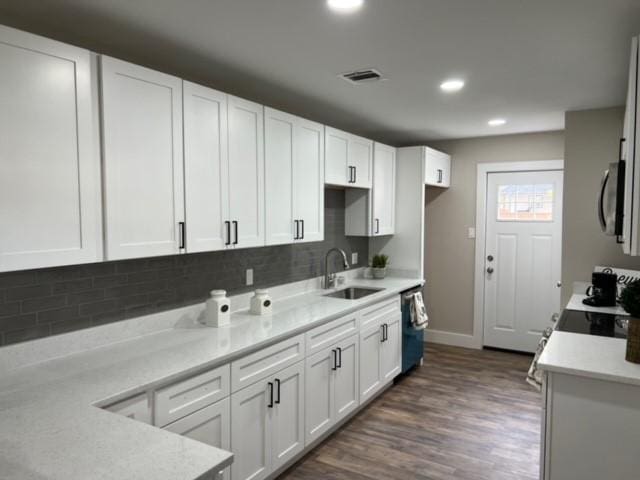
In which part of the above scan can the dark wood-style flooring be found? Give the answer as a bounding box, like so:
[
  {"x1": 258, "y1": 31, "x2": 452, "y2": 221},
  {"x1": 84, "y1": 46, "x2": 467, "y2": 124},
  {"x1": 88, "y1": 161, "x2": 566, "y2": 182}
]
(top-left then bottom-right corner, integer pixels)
[{"x1": 280, "y1": 343, "x2": 540, "y2": 480}]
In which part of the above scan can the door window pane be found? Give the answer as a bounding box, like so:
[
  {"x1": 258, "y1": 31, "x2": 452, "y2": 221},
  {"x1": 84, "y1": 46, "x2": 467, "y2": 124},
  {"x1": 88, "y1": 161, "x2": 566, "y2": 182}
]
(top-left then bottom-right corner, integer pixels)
[{"x1": 497, "y1": 184, "x2": 554, "y2": 221}]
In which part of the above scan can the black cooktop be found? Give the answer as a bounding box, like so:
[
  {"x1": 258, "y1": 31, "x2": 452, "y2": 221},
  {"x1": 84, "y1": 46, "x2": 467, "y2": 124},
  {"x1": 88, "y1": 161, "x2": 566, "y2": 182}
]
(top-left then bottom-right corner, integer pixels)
[{"x1": 556, "y1": 309, "x2": 629, "y2": 338}]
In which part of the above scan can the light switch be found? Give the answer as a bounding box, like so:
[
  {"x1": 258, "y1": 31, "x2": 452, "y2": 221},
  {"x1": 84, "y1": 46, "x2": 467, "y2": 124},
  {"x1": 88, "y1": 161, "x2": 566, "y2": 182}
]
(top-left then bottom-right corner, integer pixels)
[
  {"x1": 246, "y1": 268, "x2": 253, "y2": 286},
  {"x1": 468, "y1": 227, "x2": 476, "y2": 239},
  {"x1": 351, "y1": 252, "x2": 358, "y2": 265}
]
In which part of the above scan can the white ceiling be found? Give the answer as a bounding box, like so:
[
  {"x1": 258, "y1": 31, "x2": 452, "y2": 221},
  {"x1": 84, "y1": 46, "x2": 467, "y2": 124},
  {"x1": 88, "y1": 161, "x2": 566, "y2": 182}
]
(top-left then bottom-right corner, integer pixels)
[{"x1": 1, "y1": 0, "x2": 639, "y2": 145}]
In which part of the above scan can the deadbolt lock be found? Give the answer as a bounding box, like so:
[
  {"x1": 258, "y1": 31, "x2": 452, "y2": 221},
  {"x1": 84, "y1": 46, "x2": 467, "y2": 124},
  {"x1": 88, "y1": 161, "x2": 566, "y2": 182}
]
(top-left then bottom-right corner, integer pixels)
[{"x1": 487, "y1": 255, "x2": 494, "y2": 262}]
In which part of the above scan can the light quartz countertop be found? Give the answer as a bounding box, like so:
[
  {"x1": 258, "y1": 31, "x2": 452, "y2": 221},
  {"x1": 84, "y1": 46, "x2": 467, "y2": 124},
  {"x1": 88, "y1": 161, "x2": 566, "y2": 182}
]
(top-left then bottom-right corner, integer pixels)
[
  {"x1": 538, "y1": 294, "x2": 640, "y2": 387},
  {"x1": 0, "y1": 275, "x2": 423, "y2": 480}
]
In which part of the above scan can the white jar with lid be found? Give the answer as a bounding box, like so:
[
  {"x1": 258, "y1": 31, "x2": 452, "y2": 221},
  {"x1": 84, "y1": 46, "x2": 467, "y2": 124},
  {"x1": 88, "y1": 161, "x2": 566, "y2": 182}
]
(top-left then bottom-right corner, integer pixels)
[
  {"x1": 250, "y1": 289, "x2": 272, "y2": 316},
  {"x1": 204, "y1": 290, "x2": 231, "y2": 327}
]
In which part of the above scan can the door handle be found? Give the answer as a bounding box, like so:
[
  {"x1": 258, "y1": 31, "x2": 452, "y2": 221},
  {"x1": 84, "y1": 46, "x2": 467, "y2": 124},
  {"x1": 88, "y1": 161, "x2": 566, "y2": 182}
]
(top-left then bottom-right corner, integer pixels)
[
  {"x1": 274, "y1": 378, "x2": 281, "y2": 404},
  {"x1": 232, "y1": 221, "x2": 238, "y2": 245},
  {"x1": 332, "y1": 349, "x2": 338, "y2": 370},
  {"x1": 225, "y1": 221, "x2": 231, "y2": 246},
  {"x1": 437, "y1": 169, "x2": 443, "y2": 183},
  {"x1": 348, "y1": 166, "x2": 355, "y2": 183},
  {"x1": 268, "y1": 382, "x2": 274, "y2": 408},
  {"x1": 178, "y1": 222, "x2": 186, "y2": 250},
  {"x1": 487, "y1": 267, "x2": 494, "y2": 274},
  {"x1": 598, "y1": 169, "x2": 610, "y2": 232},
  {"x1": 294, "y1": 220, "x2": 299, "y2": 240},
  {"x1": 336, "y1": 347, "x2": 342, "y2": 368}
]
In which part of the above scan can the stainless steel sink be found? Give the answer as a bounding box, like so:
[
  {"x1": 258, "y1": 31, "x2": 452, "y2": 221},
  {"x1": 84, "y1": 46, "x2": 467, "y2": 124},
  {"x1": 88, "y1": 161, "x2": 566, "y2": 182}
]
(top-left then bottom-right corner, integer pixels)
[{"x1": 324, "y1": 287, "x2": 384, "y2": 300}]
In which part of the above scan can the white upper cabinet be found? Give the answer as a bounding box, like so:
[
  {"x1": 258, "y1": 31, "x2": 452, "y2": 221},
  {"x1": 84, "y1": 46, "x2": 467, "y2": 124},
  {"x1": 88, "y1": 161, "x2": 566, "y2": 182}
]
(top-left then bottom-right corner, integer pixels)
[
  {"x1": 101, "y1": 56, "x2": 185, "y2": 260},
  {"x1": 0, "y1": 26, "x2": 102, "y2": 272},
  {"x1": 183, "y1": 81, "x2": 229, "y2": 253},
  {"x1": 325, "y1": 127, "x2": 373, "y2": 188},
  {"x1": 622, "y1": 36, "x2": 639, "y2": 256},
  {"x1": 228, "y1": 95, "x2": 265, "y2": 249},
  {"x1": 265, "y1": 108, "x2": 324, "y2": 245},
  {"x1": 424, "y1": 146, "x2": 451, "y2": 188}
]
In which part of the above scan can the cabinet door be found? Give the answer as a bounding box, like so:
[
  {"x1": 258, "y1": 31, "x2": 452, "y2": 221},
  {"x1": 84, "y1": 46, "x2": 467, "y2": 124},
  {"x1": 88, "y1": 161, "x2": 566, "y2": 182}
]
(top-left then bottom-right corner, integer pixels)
[
  {"x1": 424, "y1": 148, "x2": 451, "y2": 188},
  {"x1": 0, "y1": 25, "x2": 102, "y2": 272},
  {"x1": 359, "y1": 324, "x2": 383, "y2": 403},
  {"x1": 272, "y1": 362, "x2": 305, "y2": 471},
  {"x1": 294, "y1": 119, "x2": 325, "y2": 243},
  {"x1": 372, "y1": 143, "x2": 396, "y2": 236},
  {"x1": 334, "y1": 335, "x2": 359, "y2": 422},
  {"x1": 183, "y1": 81, "x2": 230, "y2": 253},
  {"x1": 305, "y1": 348, "x2": 334, "y2": 444},
  {"x1": 101, "y1": 56, "x2": 185, "y2": 260},
  {"x1": 231, "y1": 380, "x2": 272, "y2": 480},
  {"x1": 349, "y1": 135, "x2": 373, "y2": 189},
  {"x1": 380, "y1": 315, "x2": 402, "y2": 382},
  {"x1": 264, "y1": 108, "x2": 295, "y2": 246},
  {"x1": 623, "y1": 36, "x2": 639, "y2": 256},
  {"x1": 228, "y1": 96, "x2": 265, "y2": 249},
  {"x1": 325, "y1": 127, "x2": 349, "y2": 186},
  {"x1": 164, "y1": 398, "x2": 231, "y2": 480}
]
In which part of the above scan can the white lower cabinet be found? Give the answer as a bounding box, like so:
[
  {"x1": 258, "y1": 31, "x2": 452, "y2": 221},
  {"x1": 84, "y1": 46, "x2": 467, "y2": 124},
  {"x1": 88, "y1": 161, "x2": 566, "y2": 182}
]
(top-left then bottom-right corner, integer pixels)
[
  {"x1": 359, "y1": 323, "x2": 383, "y2": 402},
  {"x1": 231, "y1": 361, "x2": 305, "y2": 480},
  {"x1": 164, "y1": 398, "x2": 231, "y2": 480},
  {"x1": 305, "y1": 334, "x2": 359, "y2": 444},
  {"x1": 380, "y1": 315, "x2": 402, "y2": 382}
]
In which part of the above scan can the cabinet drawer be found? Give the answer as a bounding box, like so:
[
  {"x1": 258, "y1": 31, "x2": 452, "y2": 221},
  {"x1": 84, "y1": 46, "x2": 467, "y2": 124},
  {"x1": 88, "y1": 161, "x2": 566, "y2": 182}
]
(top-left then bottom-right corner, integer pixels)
[
  {"x1": 105, "y1": 393, "x2": 152, "y2": 424},
  {"x1": 360, "y1": 296, "x2": 400, "y2": 330},
  {"x1": 154, "y1": 364, "x2": 230, "y2": 427},
  {"x1": 306, "y1": 313, "x2": 359, "y2": 356},
  {"x1": 231, "y1": 334, "x2": 305, "y2": 393}
]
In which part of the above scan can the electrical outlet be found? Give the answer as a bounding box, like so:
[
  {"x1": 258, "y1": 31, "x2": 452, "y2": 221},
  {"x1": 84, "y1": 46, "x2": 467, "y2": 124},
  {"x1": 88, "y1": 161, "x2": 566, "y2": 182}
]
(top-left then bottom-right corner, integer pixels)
[
  {"x1": 246, "y1": 268, "x2": 253, "y2": 286},
  {"x1": 468, "y1": 227, "x2": 476, "y2": 239},
  {"x1": 351, "y1": 252, "x2": 358, "y2": 265}
]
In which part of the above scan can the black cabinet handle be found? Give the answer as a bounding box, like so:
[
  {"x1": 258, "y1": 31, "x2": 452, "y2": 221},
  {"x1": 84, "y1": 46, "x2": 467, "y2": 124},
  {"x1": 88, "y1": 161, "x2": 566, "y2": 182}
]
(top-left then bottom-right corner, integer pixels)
[
  {"x1": 336, "y1": 347, "x2": 342, "y2": 368},
  {"x1": 178, "y1": 222, "x2": 186, "y2": 250},
  {"x1": 380, "y1": 325, "x2": 385, "y2": 343},
  {"x1": 275, "y1": 378, "x2": 281, "y2": 404},
  {"x1": 437, "y1": 169, "x2": 443, "y2": 183},
  {"x1": 331, "y1": 349, "x2": 338, "y2": 370},
  {"x1": 232, "y1": 221, "x2": 238, "y2": 245},
  {"x1": 225, "y1": 221, "x2": 231, "y2": 246},
  {"x1": 294, "y1": 220, "x2": 299, "y2": 240},
  {"x1": 347, "y1": 166, "x2": 352, "y2": 183},
  {"x1": 268, "y1": 382, "x2": 274, "y2": 408},
  {"x1": 353, "y1": 166, "x2": 357, "y2": 184},
  {"x1": 375, "y1": 218, "x2": 380, "y2": 234},
  {"x1": 300, "y1": 219, "x2": 304, "y2": 240}
]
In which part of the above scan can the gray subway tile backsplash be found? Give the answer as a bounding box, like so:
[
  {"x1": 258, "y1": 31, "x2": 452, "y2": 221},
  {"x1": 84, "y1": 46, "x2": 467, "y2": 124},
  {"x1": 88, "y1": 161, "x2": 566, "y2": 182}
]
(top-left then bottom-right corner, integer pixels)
[{"x1": 0, "y1": 188, "x2": 368, "y2": 347}]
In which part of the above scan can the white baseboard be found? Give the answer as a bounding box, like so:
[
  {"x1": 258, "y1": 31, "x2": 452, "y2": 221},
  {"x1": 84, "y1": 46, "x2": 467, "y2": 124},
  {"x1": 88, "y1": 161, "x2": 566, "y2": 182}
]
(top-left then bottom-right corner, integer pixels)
[{"x1": 425, "y1": 328, "x2": 481, "y2": 349}]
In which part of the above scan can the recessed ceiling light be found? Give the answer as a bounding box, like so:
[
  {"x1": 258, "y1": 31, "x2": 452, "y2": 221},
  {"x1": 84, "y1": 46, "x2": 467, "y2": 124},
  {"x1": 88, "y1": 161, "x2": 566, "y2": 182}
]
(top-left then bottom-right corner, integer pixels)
[
  {"x1": 327, "y1": 0, "x2": 364, "y2": 13},
  {"x1": 440, "y1": 79, "x2": 465, "y2": 92},
  {"x1": 488, "y1": 118, "x2": 507, "y2": 127}
]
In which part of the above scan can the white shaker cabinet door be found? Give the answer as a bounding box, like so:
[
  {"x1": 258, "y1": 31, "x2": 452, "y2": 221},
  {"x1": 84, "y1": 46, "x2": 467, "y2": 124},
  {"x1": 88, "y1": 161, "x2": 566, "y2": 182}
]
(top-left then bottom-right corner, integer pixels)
[
  {"x1": 183, "y1": 81, "x2": 230, "y2": 252},
  {"x1": 0, "y1": 25, "x2": 102, "y2": 272},
  {"x1": 372, "y1": 143, "x2": 396, "y2": 236},
  {"x1": 101, "y1": 56, "x2": 185, "y2": 260},
  {"x1": 264, "y1": 108, "x2": 295, "y2": 246},
  {"x1": 334, "y1": 335, "x2": 360, "y2": 422},
  {"x1": 380, "y1": 315, "x2": 402, "y2": 382},
  {"x1": 164, "y1": 398, "x2": 231, "y2": 480},
  {"x1": 359, "y1": 324, "x2": 383, "y2": 403},
  {"x1": 228, "y1": 96, "x2": 265, "y2": 249},
  {"x1": 293, "y1": 119, "x2": 325, "y2": 243},
  {"x1": 348, "y1": 134, "x2": 373, "y2": 189},
  {"x1": 305, "y1": 348, "x2": 334, "y2": 444},
  {"x1": 325, "y1": 127, "x2": 350, "y2": 186},
  {"x1": 271, "y1": 361, "x2": 305, "y2": 472},
  {"x1": 231, "y1": 380, "x2": 272, "y2": 480}
]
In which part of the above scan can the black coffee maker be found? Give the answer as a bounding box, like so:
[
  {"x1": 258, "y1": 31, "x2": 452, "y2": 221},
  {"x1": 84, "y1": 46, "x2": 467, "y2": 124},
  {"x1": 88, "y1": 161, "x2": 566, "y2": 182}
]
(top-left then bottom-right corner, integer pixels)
[{"x1": 583, "y1": 272, "x2": 618, "y2": 307}]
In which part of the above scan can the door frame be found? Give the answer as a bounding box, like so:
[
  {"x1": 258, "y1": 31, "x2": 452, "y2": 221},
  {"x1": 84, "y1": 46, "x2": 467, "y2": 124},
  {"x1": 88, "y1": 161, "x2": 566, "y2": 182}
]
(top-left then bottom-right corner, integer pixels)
[{"x1": 472, "y1": 160, "x2": 564, "y2": 349}]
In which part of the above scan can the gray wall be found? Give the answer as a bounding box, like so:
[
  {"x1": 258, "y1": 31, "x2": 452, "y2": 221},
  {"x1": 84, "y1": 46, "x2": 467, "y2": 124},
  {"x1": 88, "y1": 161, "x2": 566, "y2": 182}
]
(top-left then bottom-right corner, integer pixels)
[
  {"x1": 561, "y1": 107, "x2": 640, "y2": 303},
  {"x1": 0, "y1": 188, "x2": 367, "y2": 347},
  {"x1": 424, "y1": 132, "x2": 565, "y2": 335}
]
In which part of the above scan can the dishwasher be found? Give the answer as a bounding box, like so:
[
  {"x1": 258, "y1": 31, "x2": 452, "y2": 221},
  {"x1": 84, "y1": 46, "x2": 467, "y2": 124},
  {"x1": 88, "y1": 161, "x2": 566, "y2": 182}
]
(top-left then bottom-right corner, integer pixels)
[{"x1": 401, "y1": 286, "x2": 425, "y2": 373}]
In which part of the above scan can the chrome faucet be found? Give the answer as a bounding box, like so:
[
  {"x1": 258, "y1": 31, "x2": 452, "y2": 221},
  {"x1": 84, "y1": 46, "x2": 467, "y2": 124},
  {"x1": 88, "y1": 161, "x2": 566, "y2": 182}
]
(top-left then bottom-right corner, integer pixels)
[{"x1": 324, "y1": 247, "x2": 350, "y2": 289}]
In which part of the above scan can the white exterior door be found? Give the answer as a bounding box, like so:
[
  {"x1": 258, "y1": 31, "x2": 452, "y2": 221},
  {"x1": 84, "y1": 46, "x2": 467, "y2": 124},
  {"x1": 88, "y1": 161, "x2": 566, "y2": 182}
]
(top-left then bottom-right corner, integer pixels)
[
  {"x1": 333, "y1": 335, "x2": 359, "y2": 422},
  {"x1": 228, "y1": 95, "x2": 264, "y2": 249},
  {"x1": 231, "y1": 380, "x2": 272, "y2": 480},
  {"x1": 183, "y1": 81, "x2": 230, "y2": 253},
  {"x1": 0, "y1": 25, "x2": 102, "y2": 272},
  {"x1": 271, "y1": 362, "x2": 305, "y2": 471},
  {"x1": 483, "y1": 169, "x2": 563, "y2": 352},
  {"x1": 164, "y1": 398, "x2": 231, "y2": 480},
  {"x1": 293, "y1": 119, "x2": 325, "y2": 243},
  {"x1": 304, "y1": 348, "x2": 334, "y2": 444},
  {"x1": 372, "y1": 143, "x2": 396, "y2": 236},
  {"x1": 264, "y1": 108, "x2": 295, "y2": 246},
  {"x1": 101, "y1": 56, "x2": 185, "y2": 260}
]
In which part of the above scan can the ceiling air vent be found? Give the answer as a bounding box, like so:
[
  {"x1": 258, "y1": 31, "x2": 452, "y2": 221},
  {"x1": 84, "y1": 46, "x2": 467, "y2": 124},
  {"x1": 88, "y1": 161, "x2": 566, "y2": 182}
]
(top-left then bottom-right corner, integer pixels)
[{"x1": 340, "y1": 68, "x2": 386, "y2": 85}]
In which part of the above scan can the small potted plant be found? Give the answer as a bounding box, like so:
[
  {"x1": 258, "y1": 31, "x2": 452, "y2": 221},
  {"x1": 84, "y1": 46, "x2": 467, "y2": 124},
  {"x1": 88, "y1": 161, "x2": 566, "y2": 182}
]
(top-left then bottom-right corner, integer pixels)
[
  {"x1": 619, "y1": 280, "x2": 640, "y2": 364},
  {"x1": 371, "y1": 254, "x2": 389, "y2": 279}
]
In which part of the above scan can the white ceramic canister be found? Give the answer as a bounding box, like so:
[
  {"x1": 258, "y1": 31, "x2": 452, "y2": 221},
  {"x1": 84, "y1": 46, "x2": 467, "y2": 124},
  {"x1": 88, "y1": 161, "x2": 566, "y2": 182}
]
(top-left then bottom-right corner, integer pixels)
[
  {"x1": 205, "y1": 290, "x2": 231, "y2": 327},
  {"x1": 250, "y1": 289, "x2": 272, "y2": 316}
]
